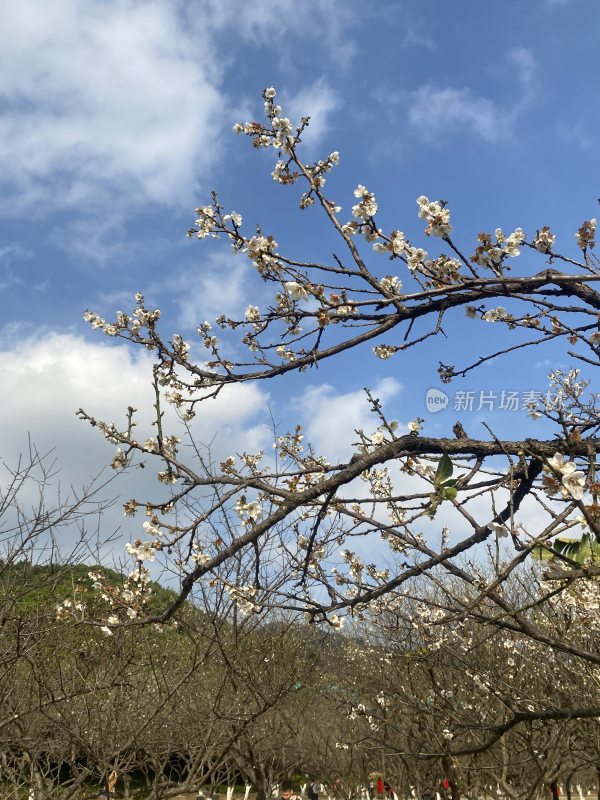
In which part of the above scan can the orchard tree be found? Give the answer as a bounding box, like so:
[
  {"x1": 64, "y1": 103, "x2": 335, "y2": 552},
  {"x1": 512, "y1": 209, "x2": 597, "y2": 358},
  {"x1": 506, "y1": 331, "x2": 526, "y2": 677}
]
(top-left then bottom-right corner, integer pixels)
[
  {"x1": 0, "y1": 448, "x2": 122, "y2": 799},
  {"x1": 331, "y1": 567, "x2": 600, "y2": 799},
  {"x1": 79, "y1": 87, "x2": 600, "y2": 692}
]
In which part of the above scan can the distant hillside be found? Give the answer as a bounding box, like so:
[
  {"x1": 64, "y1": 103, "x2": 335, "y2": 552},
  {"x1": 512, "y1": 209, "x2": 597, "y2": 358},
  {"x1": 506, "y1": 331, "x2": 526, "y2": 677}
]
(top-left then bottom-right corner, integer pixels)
[{"x1": 0, "y1": 559, "x2": 180, "y2": 616}]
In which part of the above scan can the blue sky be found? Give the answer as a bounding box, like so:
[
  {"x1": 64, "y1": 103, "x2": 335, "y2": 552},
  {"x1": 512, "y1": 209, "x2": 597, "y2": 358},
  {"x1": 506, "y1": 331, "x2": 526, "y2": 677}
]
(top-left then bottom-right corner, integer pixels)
[{"x1": 0, "y1": 0, "x2": 598, "y2": 554}]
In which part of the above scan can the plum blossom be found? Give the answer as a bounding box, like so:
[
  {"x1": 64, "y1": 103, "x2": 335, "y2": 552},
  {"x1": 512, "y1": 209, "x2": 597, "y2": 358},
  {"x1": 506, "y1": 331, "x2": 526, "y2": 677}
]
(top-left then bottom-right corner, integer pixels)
[
  {"x1": 417, "y1": 196, "x2": 452, "y2": 237},
  {"x1": 126, "y1": 540, "x2": 157, "y2": 562},
  {"x1": 504, "y1": 228, "x2": 526, "y2": 256},
  {"x1": 352, "y1": 185, "x2": 378, "y2": 220},
  {"x1": 575, "y1": 218, "x2": 596, "y2": 251},
  {"x1": 547, "y1": 452, "x2": 586, "y2": 501},
  {"x1": 547, "y1": 453, "x2": 571, "y2": 473},
  {"x1": 245, "y1": 305, "x2": 261, "y2": 322},
  {"x1": 246, "y1": 234, "x2": 279, "y2": 272},
  {"x1": 193, "y1": 206, "x2": 217, "y2": 239},
  {"x1": 482, "y1": 306, "x2": 508, "y2": 322},
  {"x1": 111, "y1": 448, "x2": 127, "y2": 470},
  {"x1": 562, "y1": 470, "x2": 586, "y2": 501},
  {"x1": 379, "y1": 275, "x2": 402, "y2": 294},
  {"x1": 533, "y1": 226, "x2": 556, "y2": 253},
  {"x1": 373, "y1": 344, "x2": 398, "y2": 360},
  {"x1": 488, "y1": 522, "x2": 509, "y2": 538},
  {"x1": 371, "y1": 429, "x2": 386, "y2": 445},
  {"x1": 285, "y1": 281, "x2": 309, "y2": 301},
  {"x1": 472, "y1": 228, "x2": 525, "y2": 271},
  {"x1": 143, "y1": 520, "x2": 162, "y2": 537},
  {"x1": 405, "y1": 245, "x2": 428, "y2": 271},
  {"x1": 276, "y1": 344, "x2": 296, "y2": 361},
  {"x1": 235, "y1": 497, "x2": 264, "y2": 526}
]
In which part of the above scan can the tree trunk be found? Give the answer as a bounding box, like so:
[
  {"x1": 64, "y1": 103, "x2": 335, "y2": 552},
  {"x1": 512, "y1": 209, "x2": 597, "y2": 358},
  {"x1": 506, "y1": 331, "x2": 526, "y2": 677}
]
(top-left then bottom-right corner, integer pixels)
[{"x1": 255, "y1": 780, "x2": 268, "y2": 800}]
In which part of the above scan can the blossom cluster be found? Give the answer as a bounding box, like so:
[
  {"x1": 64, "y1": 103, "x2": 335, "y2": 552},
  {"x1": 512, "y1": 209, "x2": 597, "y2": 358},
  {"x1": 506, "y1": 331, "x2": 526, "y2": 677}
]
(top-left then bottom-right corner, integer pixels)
[
  {"x1": 417, "y1": 196, "x2": 452, "y2": 238},
  {"x1": 234, "y1": 495, "x2": 264, "y2": 526},
  {"x1": 471, "y1": 227, "x2": 525, "y2": 271},
  {"x1": 83, "y1": 293, "x2": 161, "y2": 339},
  {"x1": 352, "y1": 185, "x2": 378, "y2": 221},
  {"x1": 225, "y1": 583, "x2": 261, "y2": 615},
  {"x1": 561, "y1": 579, "x2": 600, "y2": 630},
  {"x1": 532, "y1": 225, "x2": 556, "y2": 253},
  {"x1": 482, "y1": 306, "x2": 510, "y2": 323},
  {"x1": 575, "y1": 217, "x2": 596, "y2": 251},
  {"x1": 373, "y1": 344, "x2": 399, "y2": 360},
  {"x1": 544, "y1": 452, "x2": 586, "y2": 501},
  {"x1": 372, "y1": 230, "x2": 407, "y2": 258},
  {"x1": 233, "y1": 87, "x2": 295, "y2": 153},
  {"x1": 56, "y1": 596, "x2": 86, "y2": 621},
  {"x1": 56, "y1": 567, "x2": 155, "y2": 634}
]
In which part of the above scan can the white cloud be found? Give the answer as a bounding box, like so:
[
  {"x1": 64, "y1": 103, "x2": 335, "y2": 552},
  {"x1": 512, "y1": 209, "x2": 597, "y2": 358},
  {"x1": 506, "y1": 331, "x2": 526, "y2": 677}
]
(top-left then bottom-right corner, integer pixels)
[
  {"x1": 0, "y1": 1, "x2": 224, "y2": 213},
  {"x1": 0, "y1": 244, "x2": 32, "y2": 290},
  {"x1": 0, "y1": 332, "x2": 270, "y2": 553},
  {"x1": 204, "y1": 0, "x2": 357, "y2": 68},
  {"x1": 402, "y1": 26, "x2": 436, "y2": 50},
  {"x1": 49, "y1": 214, "x2": 136, "y2": 267},
  {"x1": 0, "y1": 0, "x2": 358, "y2": 218},
  {"x1": 409, "y1": 87, "x2": 504, "y2": 143},
  {"x1": 285, "y1": 79, "x2": 342, "y2": 152},
  {"x1": 556, "y1": 120, "x2": 594, "y2": 150},
  {"x1": 0, "y1": 332, "x2": 269, "y2": 455},
  {"x1": 167, "y1": 252, "x2": 250, "y2": 331},
  {"x1": 0, "y1": 244, "x2": 32, "y2": 265},
  {"x1": 408, "y1": 48, "x2": 536, "y2": 144},
  {"x1": 296, "y1": 377, "x2": 403, "y2": 462}
]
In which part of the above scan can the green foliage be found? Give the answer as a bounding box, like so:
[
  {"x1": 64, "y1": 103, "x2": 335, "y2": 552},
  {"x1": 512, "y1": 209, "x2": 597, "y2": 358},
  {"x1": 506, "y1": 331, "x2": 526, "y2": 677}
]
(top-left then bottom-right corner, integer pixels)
[
  {"x1": 0, "y1": 559, "x2": 179, "y2": 615},
  {"x1": 532, "y1": 532, "x2": 600, "y2": 564},
  {"x1": 434, "y1": 454, "x2": 454, "y2": 487},
  {"x1": 427, "y1": 454, "x2": 459, "y2": 516}
]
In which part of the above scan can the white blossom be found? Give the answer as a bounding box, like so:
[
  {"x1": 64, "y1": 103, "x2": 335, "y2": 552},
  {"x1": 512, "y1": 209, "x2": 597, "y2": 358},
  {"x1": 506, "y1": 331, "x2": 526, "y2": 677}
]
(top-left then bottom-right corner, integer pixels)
[
  {"x1": 488, "y1": 522, "x2": 509, "y2": 538},
  {"x1": 373, "y1": 344, "x2": 398, "y2": 360},
  {"x1": 417, "y1": 196, "x2": 452, "y2": 237},
  {"x1": 380, "y1": 275, "x2": 402, "y2": 294},
  {"x1": 285, "y1": 281, "x2": 308, "y2": 301},
  {"x1": 482, "y1": 306, "x2": 507, "y2": 322},
  {"x1": 126, "y1": 541, "x2": 157, "y2": 562}
]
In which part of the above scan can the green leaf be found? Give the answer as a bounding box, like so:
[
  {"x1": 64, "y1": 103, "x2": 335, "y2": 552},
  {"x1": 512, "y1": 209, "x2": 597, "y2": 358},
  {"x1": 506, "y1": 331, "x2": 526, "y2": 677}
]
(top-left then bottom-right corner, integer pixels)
[
  {"x1": 435, "y1": 453, "x2": 453, "y2": 486},
  {"x1": 552, "y1": 534, "x2": 600, "y2": 563},
  {"x1": 426, "y1": 494, "x2": 439, "y2": 518},
  {"x1": 532, "y1": 545, "x2": 553, "y2": 561},
  {"x1": 531, "y1": 534, "x2": 600, "y2": 564},
  {"x1": 439, "y1": 486, "x2": 458, "y2": 501}
]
